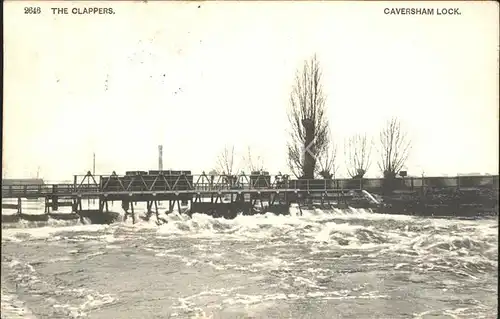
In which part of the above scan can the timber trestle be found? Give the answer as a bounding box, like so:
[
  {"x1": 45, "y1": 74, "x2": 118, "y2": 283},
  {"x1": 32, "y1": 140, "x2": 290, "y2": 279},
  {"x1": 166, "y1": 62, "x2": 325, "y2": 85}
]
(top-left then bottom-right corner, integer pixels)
[{"x1": 2, "y1": 171, "x2": 367, "y2": 223}]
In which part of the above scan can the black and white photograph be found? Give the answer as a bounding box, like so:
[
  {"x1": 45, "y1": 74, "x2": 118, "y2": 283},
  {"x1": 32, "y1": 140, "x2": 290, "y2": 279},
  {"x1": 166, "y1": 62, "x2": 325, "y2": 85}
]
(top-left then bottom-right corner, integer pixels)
[{"x1": 2, "y1": 1, "x2": 498, "y2": 318}]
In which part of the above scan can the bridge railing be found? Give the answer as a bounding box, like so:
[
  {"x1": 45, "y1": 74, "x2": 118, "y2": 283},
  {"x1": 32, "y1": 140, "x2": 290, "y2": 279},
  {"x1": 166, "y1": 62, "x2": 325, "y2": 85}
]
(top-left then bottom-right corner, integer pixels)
[
  {"x1": 92, "y1": 173, "x2": 351, "y2": 193},
  {"x1": 68, "y1": 172, "x2": 500, "y2": 192},
  {"x1": 2, "y1": 185, "x2": 51, "y2": 197},
  {"x1": 3, "y1": 173, "x2": 497, "y2": 198},
  {"x1": 1, "y1": 183, "x2": 101, "y2": 198}
]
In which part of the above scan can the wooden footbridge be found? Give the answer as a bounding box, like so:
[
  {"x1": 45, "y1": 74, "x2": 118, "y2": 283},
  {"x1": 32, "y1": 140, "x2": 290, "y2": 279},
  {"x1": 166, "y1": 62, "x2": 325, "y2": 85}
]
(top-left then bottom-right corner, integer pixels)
[{"x1": 2, "y1": 171, "x2": 371, "y2": 223}]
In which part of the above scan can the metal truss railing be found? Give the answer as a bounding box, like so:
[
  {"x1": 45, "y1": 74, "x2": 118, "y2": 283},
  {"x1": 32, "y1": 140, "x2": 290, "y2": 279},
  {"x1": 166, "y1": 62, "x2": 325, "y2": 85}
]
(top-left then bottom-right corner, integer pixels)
[{"x1": 2, "y1": 171, "x2": 498, "y2": 198}]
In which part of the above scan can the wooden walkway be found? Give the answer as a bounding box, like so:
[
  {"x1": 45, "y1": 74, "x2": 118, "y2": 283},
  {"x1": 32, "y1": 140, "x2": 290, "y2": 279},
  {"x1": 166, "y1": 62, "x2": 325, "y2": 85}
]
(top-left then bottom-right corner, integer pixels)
[
  {"x1": 1, "y1": 171, "x2": 497, "y2": 222},
  {"x1": 1, "y1": 172, "x2": 355, "y2": 199},
  {"x1": 2, "y1": 172, "x2": 497, "y2": 200}
]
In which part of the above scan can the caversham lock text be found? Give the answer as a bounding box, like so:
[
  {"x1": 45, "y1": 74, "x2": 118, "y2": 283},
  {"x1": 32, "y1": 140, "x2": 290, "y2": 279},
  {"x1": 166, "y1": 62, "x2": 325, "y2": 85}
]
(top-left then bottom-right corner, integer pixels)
[{"x1": 384, "y1": 8, "x2": 461, "y2": 15}]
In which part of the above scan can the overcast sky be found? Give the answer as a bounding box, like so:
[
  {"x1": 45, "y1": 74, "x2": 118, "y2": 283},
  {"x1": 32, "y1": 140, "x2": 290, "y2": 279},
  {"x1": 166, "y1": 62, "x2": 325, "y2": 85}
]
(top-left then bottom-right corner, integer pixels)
[{"x1": 3, "y1": 1, "x2": 499, "y2": 181}]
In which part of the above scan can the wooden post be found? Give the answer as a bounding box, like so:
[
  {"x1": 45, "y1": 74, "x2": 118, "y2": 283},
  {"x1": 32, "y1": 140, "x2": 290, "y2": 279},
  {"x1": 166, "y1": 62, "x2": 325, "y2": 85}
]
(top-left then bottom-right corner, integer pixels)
[
  {"x1": 154, "y1": 200, "x2": 159, "y2": 220},
  {"x1": 87, "y1": 178, "x2": 90, "y2": 208},
  {"x1": 17, "y1": 198, "x2": 22, "y2": 215},
  {"x1": 123, "y1": 208, "x2": 129, "y2": 222},
  {"x1": 92, "y1": 153, "x2": 96, "y2": 205},
  {"x1": 130, "y1": 203, "x2": 135, "y2": 224},
  {"x1": 52, "y1": 185, "x2": 58, "y2": 211},
  {"x1": 147, "y1": 201, "x2": 154, "y2": 220},
  {"x1": 122, "y1": 200, "x2": 130, "y2": 222},
  {"x1": 52, "y1": 196, "x2": 59, "y2": 211}
]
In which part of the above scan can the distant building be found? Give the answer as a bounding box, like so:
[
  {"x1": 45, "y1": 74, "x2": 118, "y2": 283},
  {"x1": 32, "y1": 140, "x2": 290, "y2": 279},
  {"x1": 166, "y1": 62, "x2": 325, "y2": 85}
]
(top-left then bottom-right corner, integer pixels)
[{"x1": 2, "y1": 178, "x2": 45, "y2": 186}]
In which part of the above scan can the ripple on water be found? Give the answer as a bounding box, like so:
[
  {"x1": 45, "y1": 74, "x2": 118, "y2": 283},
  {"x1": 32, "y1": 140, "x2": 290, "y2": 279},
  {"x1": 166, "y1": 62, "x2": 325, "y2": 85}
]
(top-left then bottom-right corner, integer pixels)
[{"x1": 1, "y1": 209, "x2": 497, "y2": 318}]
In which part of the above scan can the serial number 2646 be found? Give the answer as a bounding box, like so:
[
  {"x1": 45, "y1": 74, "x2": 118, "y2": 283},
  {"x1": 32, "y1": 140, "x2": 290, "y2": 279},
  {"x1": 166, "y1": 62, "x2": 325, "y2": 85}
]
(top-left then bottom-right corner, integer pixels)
[{"x1": 24, "y1": 7, "x2": 42, "y2": 14}]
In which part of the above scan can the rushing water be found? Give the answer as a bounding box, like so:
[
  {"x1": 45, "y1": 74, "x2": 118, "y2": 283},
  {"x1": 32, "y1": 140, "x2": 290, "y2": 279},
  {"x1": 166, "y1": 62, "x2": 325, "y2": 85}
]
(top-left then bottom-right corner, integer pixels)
[{"x1": 1, "y1": 206, "x2": 498, "y2": 319}]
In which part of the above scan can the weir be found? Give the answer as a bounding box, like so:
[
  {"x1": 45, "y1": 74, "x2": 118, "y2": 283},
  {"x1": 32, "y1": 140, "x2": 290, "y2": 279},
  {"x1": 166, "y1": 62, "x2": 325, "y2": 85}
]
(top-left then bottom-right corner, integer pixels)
[
  {"x1": 1, "y1": 171, "x2": 378, "y2": 224},
  {"x1": 2, "y1": 171, "x2": 498, "y2": 224}
]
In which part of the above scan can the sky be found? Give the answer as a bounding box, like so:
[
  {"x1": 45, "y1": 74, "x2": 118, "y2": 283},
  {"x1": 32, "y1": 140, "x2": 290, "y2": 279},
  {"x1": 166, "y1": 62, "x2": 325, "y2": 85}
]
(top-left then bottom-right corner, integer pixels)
[{"x1": 3, "y1": 1, "x2": 499, "y2": 181}]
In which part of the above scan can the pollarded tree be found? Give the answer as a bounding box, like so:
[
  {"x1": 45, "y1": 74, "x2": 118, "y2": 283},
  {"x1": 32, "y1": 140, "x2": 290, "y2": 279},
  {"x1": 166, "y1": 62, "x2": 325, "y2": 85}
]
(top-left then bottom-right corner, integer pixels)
[
  {"x1": 317, "y1": 141, "x2": 338, "y2": 179},
  {"x1": 215, "y1": 145, "x2": 236, "y2": 176},
  {"x1": 243, "y1": 146, "x2": 265, "y2": 173},
  {"x1": 214, "y1": 145, "x2": 239, "y2": 188},
  {"x1": 378, "y1": 117, "x2": 411, "y2": 179},
  {"x1": 287, "y1": 54, "x2": 330, "y2": 179},
  {"x1": 345, "y1": 133, "x2": 372, "y2": 179}
]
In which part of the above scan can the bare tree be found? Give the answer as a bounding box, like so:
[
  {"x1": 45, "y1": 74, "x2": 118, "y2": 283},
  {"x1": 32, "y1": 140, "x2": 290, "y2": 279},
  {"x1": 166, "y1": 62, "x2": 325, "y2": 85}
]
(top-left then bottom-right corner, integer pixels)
[
  {"x1": 317, "y1": 142, "x2": 338, "y2": 179},
  {"x1": 243, "y1": 146, "x2": 265, "y2": 173},
  {"x1": 287, "y1": 54, "x2": 330, "y2": 179},
  {"x1": 345, "y1": 134, "x2": 372, "y2": 178},
  {"x1": 215, "y1": 145, "x2": 235, "y2": 175},
  {"x1": 378, "y1": 117, "x2": 411, "y2": 178}
]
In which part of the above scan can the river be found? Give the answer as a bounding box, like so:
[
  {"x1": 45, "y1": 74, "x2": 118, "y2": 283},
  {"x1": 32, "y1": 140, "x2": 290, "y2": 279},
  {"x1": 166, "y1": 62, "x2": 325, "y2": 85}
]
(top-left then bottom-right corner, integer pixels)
[{"x1": 1, "y1": 207, "x2": 498, "y2": 318}]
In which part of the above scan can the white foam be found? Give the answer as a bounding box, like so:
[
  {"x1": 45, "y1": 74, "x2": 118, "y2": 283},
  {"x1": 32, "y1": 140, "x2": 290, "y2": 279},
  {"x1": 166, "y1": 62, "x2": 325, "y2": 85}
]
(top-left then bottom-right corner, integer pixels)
[
  {"x1": 1, "y1": 289, "x2": 38, "y2": 319},
  {"x1": 1, "y1": 224, "x2": 110, "y2": 242}
]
